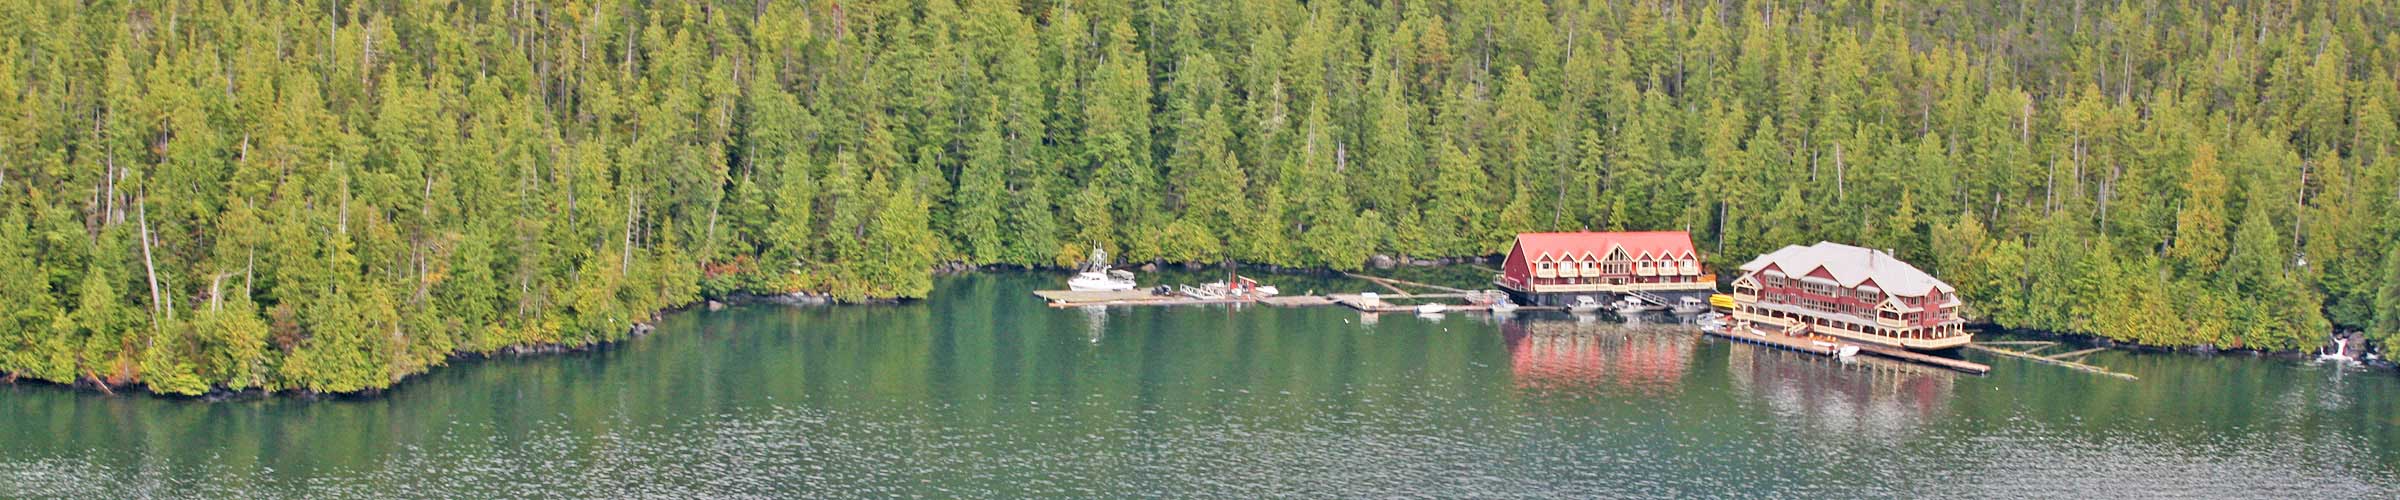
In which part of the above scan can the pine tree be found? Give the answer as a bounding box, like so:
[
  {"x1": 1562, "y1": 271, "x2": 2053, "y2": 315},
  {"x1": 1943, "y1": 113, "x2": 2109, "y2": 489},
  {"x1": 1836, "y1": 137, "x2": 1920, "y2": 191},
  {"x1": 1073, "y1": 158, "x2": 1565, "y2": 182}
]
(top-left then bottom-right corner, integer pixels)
[
  {"x1": 2169, "y1": 143, "x2": 2230, "y2": 276},
  {"x1": 952, "y1": 111, "x2": 1009, "y2": 264}
]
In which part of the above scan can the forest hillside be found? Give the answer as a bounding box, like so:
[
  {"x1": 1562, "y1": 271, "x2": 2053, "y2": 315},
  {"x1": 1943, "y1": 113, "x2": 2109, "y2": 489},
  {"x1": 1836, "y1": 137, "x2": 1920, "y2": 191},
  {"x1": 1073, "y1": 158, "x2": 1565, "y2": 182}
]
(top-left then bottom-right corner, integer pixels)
[{"x1": 0, "y1": 0, "x2": 2396, "y2": 394}]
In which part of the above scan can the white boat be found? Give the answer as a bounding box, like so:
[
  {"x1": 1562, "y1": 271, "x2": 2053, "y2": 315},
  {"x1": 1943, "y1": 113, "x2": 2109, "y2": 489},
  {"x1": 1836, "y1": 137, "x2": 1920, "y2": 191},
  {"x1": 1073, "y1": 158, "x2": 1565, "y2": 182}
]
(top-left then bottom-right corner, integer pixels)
[
  {"x1": 1614, "y1": 297, "x2": 1661, "y2": 315},
  {"x1": 1671, "y1": 296, "x2": 1709, "y2": 314},
  {"x1": 1696, "y1": 312, "x2": 1728, "y2": 334},
  {"x1": 1567, "y1": 296, "x2": 1604, "y2": 313},
  {"x1": 1489, "y1": 300, "x2": 1522, "y2": 314},
  {"x1": 1067, "y1": 248, "x2": 1138, "y2": 291},
  {"x1": 1071, "y1": 269, "x2": 1138, "y2": 291},
  {"x1": 1837, "y1": 345, "x2": 1861, "y2": 357},
  {"x1": 1415, "y1": 303, "x2": 1449, "y2": 315}
]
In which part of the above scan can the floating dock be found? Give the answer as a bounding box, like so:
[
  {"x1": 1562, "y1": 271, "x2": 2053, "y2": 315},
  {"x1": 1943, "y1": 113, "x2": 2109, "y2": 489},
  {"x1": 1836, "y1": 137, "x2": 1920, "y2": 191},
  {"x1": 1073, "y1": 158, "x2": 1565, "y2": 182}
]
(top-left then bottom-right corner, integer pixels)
[
  {"x1": 1032, "y1": 289, "x2": 1258, "y2": 308},
  {"x1": 1701, "y1": 327, "x2": 1990, "y2": 374}
]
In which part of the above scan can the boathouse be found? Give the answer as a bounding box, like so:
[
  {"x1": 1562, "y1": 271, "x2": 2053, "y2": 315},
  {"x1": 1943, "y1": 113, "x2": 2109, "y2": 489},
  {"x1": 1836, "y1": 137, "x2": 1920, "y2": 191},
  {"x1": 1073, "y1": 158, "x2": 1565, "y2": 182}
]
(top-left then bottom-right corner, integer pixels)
[
  {"x1": 1727, "y1": 242, "x2": 1970, "y2": 351},
  {"x1": 1493, "y1": 231, "x2": 1717, "y2": 307}
]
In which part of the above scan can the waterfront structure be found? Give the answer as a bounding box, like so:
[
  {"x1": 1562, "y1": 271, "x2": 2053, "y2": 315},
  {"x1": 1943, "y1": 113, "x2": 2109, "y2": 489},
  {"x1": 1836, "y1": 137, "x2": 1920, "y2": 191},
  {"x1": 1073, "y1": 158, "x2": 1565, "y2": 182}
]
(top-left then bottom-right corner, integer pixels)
[
  {"x1": 1493, "y1": 231, "x2": 1717, "y2": 307},
  {"x1": 1727, "y1": 242, "x2": 1971, "y2": 351}
]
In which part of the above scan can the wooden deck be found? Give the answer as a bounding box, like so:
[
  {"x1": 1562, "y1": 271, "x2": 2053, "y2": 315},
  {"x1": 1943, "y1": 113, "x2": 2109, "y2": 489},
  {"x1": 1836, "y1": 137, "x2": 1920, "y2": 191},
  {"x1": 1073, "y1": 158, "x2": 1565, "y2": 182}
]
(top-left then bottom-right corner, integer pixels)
[
  {"x1": 1701, "y1": 327, "x2": 1991, "y2": 374},
  {"x1": 1702, "y1": 327, "x2": 1841, "y2": 356}
]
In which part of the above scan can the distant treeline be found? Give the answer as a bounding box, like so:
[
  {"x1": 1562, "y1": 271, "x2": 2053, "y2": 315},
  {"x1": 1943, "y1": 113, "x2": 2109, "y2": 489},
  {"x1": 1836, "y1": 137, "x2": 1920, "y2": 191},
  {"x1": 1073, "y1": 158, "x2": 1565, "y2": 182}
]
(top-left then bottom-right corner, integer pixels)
[{"x1": 1, "y1": 0, "x2": 2397, "y2": 395}]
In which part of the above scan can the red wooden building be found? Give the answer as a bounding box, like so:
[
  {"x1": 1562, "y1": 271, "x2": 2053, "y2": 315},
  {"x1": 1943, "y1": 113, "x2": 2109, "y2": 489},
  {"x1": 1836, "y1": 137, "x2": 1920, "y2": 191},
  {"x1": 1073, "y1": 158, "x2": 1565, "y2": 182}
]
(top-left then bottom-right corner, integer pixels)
[
  {"x1": 1727, "y1": 242, "x2": 1970, "y2": 351},
  {"x1": 1493, "y1": 231, "x2": 1717, "y2": 306}
]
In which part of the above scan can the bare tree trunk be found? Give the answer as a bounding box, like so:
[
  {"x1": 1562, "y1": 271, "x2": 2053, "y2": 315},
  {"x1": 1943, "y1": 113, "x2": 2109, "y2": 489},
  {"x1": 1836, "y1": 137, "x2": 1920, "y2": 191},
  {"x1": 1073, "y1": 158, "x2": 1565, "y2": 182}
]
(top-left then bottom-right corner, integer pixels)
[
  {"x1": 1833, "y1": 142, "x2": 1847, "y2": 202},
  {"x1": 622, "y1": 190, "x2": 638, "y2": 274},
  {"x1": 2045, "y1": 156, "x2": 2057, "y2": 215},
  {"x1": 1716, "y1": 201, "x2": 1729, "y2": 254},
  {"x1": 137, "y1": 196, "x2": 164, "y2": 342},
  {"x1": 338, "y1": 164, "x2": 351, "y2": 236},
  {"x1": 210, "y1": 273, "x2": 231, "y2": 312},
  {"x1": 361, "y1": 18, "x2": 374, "y2": 87},
  {"x1": 103, "y1": 152, "x2": 117, "y2": 225},
  {"x1": 2099, "y1": 163, "x2": 2119, "y2": 229}
]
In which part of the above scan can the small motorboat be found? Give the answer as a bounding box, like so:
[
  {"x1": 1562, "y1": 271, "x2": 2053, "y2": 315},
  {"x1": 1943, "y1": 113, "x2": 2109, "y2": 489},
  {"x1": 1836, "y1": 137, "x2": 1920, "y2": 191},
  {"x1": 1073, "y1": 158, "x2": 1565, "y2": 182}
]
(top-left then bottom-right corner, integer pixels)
[
  {"x1": 1415, "y1": 303, "x2": 1449, "y2": 315},
  {"x1": 1671, "y1": 296, "x2": 1709, "y2": 314},
  {"x1": 1614, "y1": 297, "x2": 1661, "y2": 315},
  {"x1": 1695, "y1": 312, "x2": 1728, "y2": 334},
  {"x1": 1837, "y1": 345, "x2": 1861, "y2": 357},
  {"x1": 1489, "y1": 300, "x2": 1521, "y2": 314},
  {"x1": 1567, "y1": 296, "x2": 1604, "y2": 313}
]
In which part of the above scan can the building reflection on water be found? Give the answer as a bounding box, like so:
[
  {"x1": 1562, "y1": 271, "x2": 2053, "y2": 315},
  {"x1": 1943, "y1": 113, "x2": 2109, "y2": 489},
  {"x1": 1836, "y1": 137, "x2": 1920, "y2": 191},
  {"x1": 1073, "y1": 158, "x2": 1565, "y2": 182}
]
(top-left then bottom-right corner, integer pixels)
[
  {"x1": 1500, "y1": 317, "x2": 1958, "y2": 433},
  {"x1": 1500, "y1": 319, "x2": 1697, "y2": 394},
  {"x1": 1724, "y1": 340, "x2": 1956, "y2": 434}
]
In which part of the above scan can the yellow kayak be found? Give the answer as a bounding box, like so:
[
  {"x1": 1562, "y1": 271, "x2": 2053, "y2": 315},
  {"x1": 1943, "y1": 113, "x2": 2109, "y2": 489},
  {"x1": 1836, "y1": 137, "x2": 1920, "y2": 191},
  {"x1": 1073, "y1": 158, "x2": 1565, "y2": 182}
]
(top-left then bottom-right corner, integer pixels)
[{"x1": 1709, "y1": 293, "x2": 1736, "y2": 309}]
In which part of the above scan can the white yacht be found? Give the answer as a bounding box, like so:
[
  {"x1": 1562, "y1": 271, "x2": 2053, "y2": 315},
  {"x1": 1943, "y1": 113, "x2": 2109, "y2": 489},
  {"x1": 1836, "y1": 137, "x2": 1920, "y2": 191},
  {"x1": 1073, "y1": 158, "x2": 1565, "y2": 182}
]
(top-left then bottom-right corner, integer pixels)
[{"x1": 1068, "y1": 248, "x2": 1138, "y2": 292}]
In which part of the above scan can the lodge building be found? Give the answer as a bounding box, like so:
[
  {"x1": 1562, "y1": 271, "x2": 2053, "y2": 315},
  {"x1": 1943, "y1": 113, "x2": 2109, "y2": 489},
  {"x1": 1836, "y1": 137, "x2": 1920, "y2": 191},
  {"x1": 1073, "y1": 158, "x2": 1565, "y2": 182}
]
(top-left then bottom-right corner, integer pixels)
[
  {"x1": 1493, "y1": 231, "x2": 1718, "y2": 306},
  {"x1": 1728, "y1": 242, "x2": 1971, "y2": 351}
]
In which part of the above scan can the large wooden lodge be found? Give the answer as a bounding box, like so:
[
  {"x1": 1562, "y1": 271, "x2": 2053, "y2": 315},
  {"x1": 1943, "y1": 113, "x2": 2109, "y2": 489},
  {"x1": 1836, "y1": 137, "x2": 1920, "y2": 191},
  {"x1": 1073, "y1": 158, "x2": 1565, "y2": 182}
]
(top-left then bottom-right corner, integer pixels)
[
  {"x1": 1727, "y1": 242, "x2": 1970, "y2": 351},
  {"x1": 1493, "y1": 231, "x2": 1718, "y2": 306}
]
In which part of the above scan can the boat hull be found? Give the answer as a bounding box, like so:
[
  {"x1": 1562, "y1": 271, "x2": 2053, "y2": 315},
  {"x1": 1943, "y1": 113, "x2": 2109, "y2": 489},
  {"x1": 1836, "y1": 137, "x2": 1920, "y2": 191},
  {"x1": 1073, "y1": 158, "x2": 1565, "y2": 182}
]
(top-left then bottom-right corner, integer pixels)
[{"x1": 1068, "y1": 278, "x2": 1137, "y2": 292}]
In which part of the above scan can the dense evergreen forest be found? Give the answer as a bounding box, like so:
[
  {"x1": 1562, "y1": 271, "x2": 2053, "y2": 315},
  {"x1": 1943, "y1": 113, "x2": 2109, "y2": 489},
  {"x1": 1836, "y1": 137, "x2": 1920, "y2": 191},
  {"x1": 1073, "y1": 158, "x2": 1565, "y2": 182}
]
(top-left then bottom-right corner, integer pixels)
[{"x1": 0, "y1": 0, "x2": 2396, "y2": 395}]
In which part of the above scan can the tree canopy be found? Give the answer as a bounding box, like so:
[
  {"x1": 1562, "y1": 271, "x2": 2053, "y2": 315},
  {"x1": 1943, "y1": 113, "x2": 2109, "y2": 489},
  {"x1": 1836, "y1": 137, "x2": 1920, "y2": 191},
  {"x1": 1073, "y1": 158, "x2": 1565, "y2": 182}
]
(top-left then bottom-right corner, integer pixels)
[{"x1": 1, "y1": 0, "x2": 2397, "y2": 394}]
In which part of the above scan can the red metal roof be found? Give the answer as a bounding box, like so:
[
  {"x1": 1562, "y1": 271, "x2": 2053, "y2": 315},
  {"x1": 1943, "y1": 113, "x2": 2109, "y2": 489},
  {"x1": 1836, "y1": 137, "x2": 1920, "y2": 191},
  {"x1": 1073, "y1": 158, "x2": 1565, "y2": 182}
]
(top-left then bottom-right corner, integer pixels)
[{"x1": 1512, "y1": 231, "x2": 1698, "y2": 261}]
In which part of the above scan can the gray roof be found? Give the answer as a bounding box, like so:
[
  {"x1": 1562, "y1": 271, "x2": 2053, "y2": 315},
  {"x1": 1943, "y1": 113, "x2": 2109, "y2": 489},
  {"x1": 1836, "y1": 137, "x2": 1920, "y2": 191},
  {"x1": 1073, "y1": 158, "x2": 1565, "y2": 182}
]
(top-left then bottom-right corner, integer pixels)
[{"x1": 1737, "y1": 242, "x2": 1955, "y2": 296}]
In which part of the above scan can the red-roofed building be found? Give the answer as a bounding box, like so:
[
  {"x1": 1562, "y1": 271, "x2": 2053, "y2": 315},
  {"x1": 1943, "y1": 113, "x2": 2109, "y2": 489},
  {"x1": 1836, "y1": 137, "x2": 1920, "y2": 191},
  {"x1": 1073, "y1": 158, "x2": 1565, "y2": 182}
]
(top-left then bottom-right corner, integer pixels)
[{"x1": 1493, "y1": 231, "x2": 1717, "y2": 306}]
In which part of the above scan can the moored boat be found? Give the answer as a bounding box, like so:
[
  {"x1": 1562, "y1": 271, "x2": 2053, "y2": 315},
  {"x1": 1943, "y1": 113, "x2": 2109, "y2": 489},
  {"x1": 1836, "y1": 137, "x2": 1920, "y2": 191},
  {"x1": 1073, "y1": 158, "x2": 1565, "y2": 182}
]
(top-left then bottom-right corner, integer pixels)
[
  {"x1": 1068, "y1": 248, "x2": 1138, "y2": 292},
  {"x1": 1489, "y1": 300, "x2": 1522, "y2": 314},
  {"x1": 1567, "y1": 296, "x2": 1604, "y2": 313},
  {"x1": 1671, "y1": 296, "x2": 1709, "y2": 314}
]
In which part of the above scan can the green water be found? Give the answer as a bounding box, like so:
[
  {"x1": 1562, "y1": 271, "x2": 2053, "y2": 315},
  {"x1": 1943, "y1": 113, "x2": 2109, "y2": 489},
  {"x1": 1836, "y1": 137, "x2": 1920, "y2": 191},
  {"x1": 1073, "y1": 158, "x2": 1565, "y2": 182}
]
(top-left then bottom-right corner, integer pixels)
[{"x1": 3, "y1": 272, "x2": 2396, "y2": 497}]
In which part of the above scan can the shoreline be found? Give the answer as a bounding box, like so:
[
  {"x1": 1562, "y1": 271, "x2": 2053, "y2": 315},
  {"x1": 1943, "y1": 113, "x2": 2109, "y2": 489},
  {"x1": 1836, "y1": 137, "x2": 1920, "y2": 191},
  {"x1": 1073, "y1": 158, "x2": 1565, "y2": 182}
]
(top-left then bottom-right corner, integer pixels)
[{"x1": 7, "y1": 261, "x2": 2385, "y2": 400}]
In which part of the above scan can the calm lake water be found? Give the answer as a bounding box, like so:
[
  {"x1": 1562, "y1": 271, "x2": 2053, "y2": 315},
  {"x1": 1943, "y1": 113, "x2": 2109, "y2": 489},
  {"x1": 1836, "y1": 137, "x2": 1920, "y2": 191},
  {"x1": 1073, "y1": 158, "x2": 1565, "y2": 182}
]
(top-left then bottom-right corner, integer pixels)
[{"x1": 3, "y1": 271, "x2": 2396, "y2": 498}]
